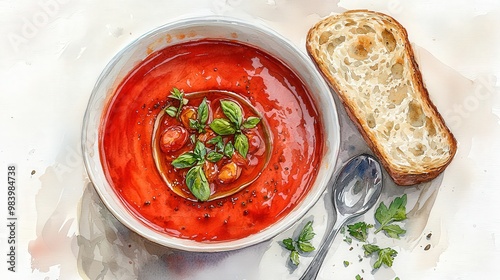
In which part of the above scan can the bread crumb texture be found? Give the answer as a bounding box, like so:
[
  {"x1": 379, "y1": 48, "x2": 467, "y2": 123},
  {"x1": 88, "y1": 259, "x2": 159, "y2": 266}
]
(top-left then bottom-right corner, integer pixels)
[{"x1": 307, "y1": 11, "x2": 456, "y2": 175}]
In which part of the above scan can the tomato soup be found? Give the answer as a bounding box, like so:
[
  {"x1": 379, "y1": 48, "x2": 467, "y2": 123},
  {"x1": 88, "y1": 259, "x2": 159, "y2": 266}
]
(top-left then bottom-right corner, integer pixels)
[{"x1": 100, "y1": 39, "x2": 324, "y2": 242}]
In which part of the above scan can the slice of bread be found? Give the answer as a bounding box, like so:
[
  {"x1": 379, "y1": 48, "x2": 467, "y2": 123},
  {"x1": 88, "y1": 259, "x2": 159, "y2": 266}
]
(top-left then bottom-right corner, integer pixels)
[{"x1": 306, "y1": 10, "x2": 457, "y2": 185}]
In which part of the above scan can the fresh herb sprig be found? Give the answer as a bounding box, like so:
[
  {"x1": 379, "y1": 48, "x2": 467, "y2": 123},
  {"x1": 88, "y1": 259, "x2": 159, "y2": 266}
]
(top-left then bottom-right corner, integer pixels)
[
  {"x1": 362, "y1": 244, "x2": 398, "y2": 269},
  {"x1": 347, "y1": 222, "x2": 373, "y2": 242},
  {"x1": 210, "y1": 100, "x2": 260, "y2": 158},
  {"x1": 189, "y1": 97, "x2": 209, "y2": 133},
  {"x1": 281, "y1": 221, "x2": 315, "y2": 266},
  {"x1": 374, "y1": 194, "x2": 407, "y2": 238},
  {"x1": 341, "y1": 194, "x2": 408, "y2": 272},
  {"x1": 165, "y1": 88, "x2": 188, "y2": 119},
  {"x1": 171, "y1": 141, "x2": 210, "y2": 201}
]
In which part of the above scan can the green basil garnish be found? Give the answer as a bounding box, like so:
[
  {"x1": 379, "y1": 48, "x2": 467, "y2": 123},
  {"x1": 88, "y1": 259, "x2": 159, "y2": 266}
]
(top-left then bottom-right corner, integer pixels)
[
  {"x1": 224, "y1": 141, "x2": 234, "y2": 158},
  {"x1": 165, "y1": 106, "x2": 178, "y2": 118},
  {"x1": 164, "y1": 88, "x2": 264, "y2": 201},
  {"x1": 220, "y1": 100, "x2": 243, "y2": 126},
  {"x1": 198, "y1": 97, "x2": 209, "y2": 125},
  {"x1": 193, "y1": 141, "x2": 206, "y2": 160},
  {"x1": 189, "y1": 97, "x2": 209, "y2": 133},
  {"x1": 171, "y1": 152, "x2": 197, "y2": 169},
  {"x1": 207, "y1": 136, "x2": 224, "y2": 151},
  {"x1": 210, "y1": 118, "x2": 237, "y2": 135},
  {"x1": 206, "y1": 151, "x2": 223, "y2": 162},
  {"x1": 185, "y1": 165, "x2": 210, "y2": 201},
  {"x1": 234, "y1": 133, "x2": 249, "y2": 158},
  {"x1": 242, "y1": 116, "x2": 261, "y2": 129},
  {"x1": 167, "y1": 88, "x2": 188, "y2": 119}
]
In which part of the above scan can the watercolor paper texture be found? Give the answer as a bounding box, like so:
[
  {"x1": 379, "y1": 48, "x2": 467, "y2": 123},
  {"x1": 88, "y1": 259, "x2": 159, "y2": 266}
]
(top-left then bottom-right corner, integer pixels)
[{"x1": 1, "y1": 0, "x2": 499, "y2": 279}]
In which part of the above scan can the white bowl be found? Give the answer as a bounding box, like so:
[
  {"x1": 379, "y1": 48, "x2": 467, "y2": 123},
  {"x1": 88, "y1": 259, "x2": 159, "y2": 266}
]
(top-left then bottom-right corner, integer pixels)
[{"x1": 82, "y1": 16, "x2": 340, "y2": 252}]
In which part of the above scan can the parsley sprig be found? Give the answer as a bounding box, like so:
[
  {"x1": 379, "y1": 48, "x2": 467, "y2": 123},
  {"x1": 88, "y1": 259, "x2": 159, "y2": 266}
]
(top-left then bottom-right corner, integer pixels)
[
  {"x1": 362, "y1": 244, "x2": 398, "y2": 269},
  {"x1": 281, "y1": 221, "x2": 316, "y2": 265},
  {"x1": 374, "y1": 194, "x2": 407, "y2": 238},
  {"x1": 341, "y1": 194, "x2": 408, "y2": 271}
]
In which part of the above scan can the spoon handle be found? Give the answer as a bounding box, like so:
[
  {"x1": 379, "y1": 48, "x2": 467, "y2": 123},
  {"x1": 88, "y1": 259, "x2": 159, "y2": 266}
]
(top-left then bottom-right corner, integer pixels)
[{"x1": 299, "y1": 214, "x2": 350, "y2": 280}]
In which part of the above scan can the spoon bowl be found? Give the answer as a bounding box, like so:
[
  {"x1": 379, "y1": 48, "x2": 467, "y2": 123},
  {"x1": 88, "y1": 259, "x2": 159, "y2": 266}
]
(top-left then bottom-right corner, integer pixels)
[
  {"x1": 300, "y1": 154, "x2": 383, "y2": 279},
  {"x1": 334, "y1": 155, "x2": 383, "y2": 216}
]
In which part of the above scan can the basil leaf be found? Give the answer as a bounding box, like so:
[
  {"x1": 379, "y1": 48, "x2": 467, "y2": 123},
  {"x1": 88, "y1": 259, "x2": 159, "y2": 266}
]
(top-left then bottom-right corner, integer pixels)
[
  {"x1": 282, "y1": 238, "x2": 295, "y2": 251},
  {"x1": 290, "y1": 250, "x2": 300, "y2": 266},
  {"x1": 210, "y1": 118, "x2": 236, "y2": 135},
  {"x1": 193, "y1": 141, "x2": 206, "y2": 160},
  {"x1": 169, "y1": 88, "x2": 183, "y2": 100},
  {"x1": 207, "y1": 136, "x2": 222, "y2": 145},
  {"x1": 220, "y1": 100, "x2": 243, "y2": 126},
  {"x1": 299, "y1": 221, "x2": 315, "y2": 242},
  {"x1": 297, "y1": 240, "x2": 315, "y2": 252},
  {"x1": 185, "y1": 165, "x2": 210, "y2": 201},
  {"x1": 242, "y1": 116, "x2": 261, "y2": 129},
  {"x1": 198, "y1": 97, "x2": 209, "y2": 125},
  {"x1": 207, "y1": 136, "x2": 224, "y2": 152},
  {"x1": 189, "y1": 119, "x2": 199, "y2": 129},
  {"x1": 190, "y1": 119, "x2": 204, "y2": 133},
  {"x1": 224, "y1": 142, "x2": 234, "y2": 157},
  {"x1": 171, "y1": 152, "x2": 197, "y2": 169},
  {"x1": 165, "y1": 106, "x2": 178, "y2": 117},
  {"x1": 207, "y1": 151, "x2": 223, "y2": 162},
  {"x1": 234, "y1": 133, "x2": 249, "y2": 158}
]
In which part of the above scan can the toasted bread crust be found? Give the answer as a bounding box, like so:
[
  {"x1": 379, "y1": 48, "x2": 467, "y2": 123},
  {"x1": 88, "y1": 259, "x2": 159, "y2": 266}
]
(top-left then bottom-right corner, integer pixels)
[{"x1": 306, "y1": 10, "x2": 457, "y2": 185}]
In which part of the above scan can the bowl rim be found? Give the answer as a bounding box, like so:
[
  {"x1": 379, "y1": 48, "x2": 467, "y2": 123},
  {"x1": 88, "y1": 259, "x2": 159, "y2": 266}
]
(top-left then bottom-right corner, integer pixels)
[{"x1": 81, "y1": 15, "x2": 340, "y2": 252}]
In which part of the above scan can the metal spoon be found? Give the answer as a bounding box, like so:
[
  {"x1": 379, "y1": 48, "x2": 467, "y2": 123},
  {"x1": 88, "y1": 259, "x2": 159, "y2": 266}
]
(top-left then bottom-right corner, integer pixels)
[{"x1": 300, "y1": 154, "x2": 383, "y2": 280}]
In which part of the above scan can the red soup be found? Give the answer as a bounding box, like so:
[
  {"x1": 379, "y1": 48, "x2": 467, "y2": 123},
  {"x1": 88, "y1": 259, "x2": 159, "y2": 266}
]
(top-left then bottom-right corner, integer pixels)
[{"x1": 100, "y1": 39, "x2": 324, "y2": 242}]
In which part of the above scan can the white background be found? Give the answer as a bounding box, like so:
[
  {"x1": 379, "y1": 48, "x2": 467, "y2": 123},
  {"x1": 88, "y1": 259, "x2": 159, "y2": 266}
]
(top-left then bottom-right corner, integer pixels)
[{"x1": 1, "y1": 0, "x2": 499, "y2": 279}]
